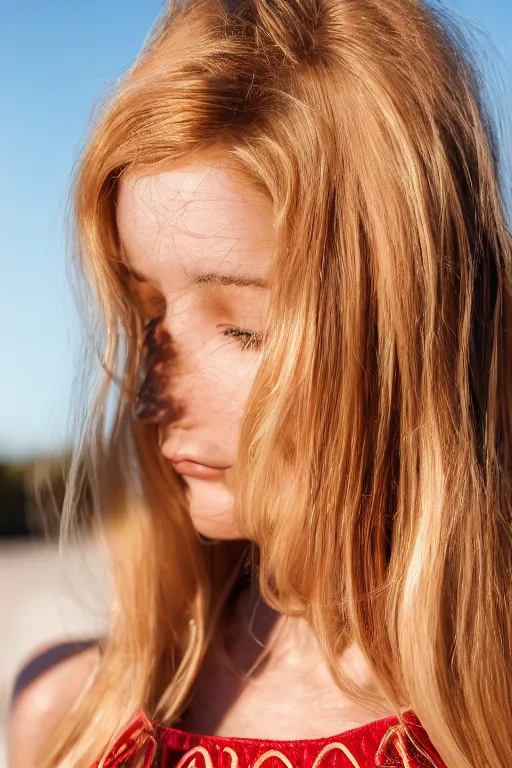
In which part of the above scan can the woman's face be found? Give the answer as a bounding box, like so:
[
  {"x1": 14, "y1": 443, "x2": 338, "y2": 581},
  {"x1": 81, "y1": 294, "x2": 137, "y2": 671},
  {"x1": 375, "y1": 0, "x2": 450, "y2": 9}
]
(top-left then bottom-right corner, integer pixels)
[{"x1": 116, "y1": 154, "x2": 275, "y2": 540}]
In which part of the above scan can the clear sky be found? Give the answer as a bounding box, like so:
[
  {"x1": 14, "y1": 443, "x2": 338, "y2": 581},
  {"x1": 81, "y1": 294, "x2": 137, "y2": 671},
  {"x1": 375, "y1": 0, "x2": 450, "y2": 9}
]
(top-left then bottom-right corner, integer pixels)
[{"x1": 1, "y1": 0, "x2": 511, "y2": 461}]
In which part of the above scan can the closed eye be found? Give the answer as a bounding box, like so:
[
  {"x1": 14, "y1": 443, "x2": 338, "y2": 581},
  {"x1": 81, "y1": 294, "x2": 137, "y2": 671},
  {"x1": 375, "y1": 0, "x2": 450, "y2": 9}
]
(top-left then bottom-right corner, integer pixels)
[{"x1": 221, "y1": 327, "x2": 264, "y2": 352}]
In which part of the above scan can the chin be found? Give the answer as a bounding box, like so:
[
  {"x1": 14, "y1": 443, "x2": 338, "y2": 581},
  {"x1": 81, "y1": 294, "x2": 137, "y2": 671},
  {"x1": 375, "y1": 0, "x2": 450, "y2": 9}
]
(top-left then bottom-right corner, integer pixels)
[
  {"x1": 191, "y1": 516, "x2": 243, "y2": 541},
  {"x1": 185, "y1": 477, "x2": 243, "y2": 541}
]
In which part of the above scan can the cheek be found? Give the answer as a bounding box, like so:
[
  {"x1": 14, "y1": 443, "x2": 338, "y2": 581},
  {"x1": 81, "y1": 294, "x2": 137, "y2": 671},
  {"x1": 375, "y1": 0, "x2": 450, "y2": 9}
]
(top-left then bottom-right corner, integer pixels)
[
  {"x1": 203, "y1": 356, "x2": 260, "y2": 441},
  {"x1": 213, "y1": 359, "x2": 257, "y2": 407}
]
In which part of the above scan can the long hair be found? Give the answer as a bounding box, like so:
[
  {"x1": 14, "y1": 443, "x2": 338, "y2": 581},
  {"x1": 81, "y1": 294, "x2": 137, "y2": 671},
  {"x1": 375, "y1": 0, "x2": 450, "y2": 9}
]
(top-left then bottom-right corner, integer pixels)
[{"x1": 39, "y1": 1, "x2": 512, "y2": 766}]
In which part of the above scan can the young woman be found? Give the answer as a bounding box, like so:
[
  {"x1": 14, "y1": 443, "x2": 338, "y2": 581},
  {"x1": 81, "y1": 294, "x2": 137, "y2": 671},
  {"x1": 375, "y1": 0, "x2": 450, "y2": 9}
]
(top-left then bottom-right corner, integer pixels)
[{"x1": 8, "y1": 1, "x2": 512, "y2": 767}]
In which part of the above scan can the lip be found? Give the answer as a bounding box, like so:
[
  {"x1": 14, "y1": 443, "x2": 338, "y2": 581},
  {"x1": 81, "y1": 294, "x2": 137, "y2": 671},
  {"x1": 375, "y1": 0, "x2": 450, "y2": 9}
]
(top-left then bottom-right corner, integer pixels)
[{"x1": 169, "y1": 455, "x2": 230, "y2": 480}]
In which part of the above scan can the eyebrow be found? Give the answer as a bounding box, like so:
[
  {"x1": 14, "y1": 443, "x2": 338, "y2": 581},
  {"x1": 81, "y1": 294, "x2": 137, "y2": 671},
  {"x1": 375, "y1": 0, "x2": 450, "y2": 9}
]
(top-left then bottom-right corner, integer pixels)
[{"x1": 129, "y1": 268, "x2": 269, "y2": 290}]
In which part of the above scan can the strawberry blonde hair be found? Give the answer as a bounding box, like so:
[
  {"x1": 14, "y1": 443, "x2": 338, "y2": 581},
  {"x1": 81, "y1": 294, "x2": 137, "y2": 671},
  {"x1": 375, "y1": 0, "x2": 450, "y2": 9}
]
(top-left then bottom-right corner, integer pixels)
[{"x1": 39, "y1": 1, "x2": 511, "y2": 766}]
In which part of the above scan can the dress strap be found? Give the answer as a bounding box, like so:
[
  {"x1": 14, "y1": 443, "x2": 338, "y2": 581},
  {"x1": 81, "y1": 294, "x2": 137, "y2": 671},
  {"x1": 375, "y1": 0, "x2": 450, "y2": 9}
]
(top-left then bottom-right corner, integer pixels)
[{"x1": 10, "y1": 637, "x2": 103, "y2": 707}]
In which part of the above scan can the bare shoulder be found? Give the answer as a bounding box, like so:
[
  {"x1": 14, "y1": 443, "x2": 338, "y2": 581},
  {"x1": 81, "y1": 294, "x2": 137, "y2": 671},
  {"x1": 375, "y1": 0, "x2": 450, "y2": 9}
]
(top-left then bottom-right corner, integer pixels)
[{"x1": 7, "y1": 639, "x2": 101, "y2": 768}]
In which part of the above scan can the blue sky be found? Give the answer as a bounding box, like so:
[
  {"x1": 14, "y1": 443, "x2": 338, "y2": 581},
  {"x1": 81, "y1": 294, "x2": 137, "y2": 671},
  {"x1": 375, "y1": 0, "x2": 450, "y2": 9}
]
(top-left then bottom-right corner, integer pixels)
[{"x1": 1, "y1": 0, "x2": 511, "y2": 461}]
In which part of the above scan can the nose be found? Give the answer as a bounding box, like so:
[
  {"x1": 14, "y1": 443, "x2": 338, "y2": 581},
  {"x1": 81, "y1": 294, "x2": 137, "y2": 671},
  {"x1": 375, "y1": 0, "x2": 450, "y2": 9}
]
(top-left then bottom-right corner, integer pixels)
[
  {"x1": 134, "y1": 380, "x2": 173, "y2": 423},
  {"x1": 134, "y1": 321, "x2": 185, "y2": 426}
]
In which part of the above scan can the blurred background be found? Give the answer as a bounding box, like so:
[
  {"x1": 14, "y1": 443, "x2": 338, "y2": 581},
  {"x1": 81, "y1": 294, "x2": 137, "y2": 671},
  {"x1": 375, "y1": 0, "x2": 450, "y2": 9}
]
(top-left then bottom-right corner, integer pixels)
[
  {"x1": 0, "y1": 0, "x2": 510, "y2": 766},
  {"x1": 1, "y1": 1, "x2": 166, "y2": 763}
]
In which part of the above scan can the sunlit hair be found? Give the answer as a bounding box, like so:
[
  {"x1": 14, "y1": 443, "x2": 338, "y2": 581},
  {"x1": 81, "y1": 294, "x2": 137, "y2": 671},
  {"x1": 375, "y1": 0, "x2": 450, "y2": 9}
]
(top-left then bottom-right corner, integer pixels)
[{"x1": 38, "y1": 1, "x2": 512, "y2": 766}]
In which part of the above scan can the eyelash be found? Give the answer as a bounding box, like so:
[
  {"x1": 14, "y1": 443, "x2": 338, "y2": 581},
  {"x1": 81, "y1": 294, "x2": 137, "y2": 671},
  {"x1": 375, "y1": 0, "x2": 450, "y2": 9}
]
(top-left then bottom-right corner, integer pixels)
[
  {"x1": 221, "y1": 327, "x2": 264, "y2": 352},
  {"x1": 141, "y1": 316, "x2": 263, "y2": 353}
]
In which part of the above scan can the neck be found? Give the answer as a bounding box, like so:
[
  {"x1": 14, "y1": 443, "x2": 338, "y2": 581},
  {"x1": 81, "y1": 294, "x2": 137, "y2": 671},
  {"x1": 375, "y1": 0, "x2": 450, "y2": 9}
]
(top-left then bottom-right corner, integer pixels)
[
  {"x1": 224, "y1": 578, "x2": 373, "y2": 685},
  {"x1": 185, "y1": 584, "x2": 392, "y2": 739},
  {"x1": 180, "y1": 576, "x2": 394, "y2": 739}
]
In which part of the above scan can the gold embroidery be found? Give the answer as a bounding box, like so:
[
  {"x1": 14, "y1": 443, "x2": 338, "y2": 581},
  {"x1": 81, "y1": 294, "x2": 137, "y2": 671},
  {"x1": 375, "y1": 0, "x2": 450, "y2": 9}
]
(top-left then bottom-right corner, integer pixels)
[
  {"x1": 174, "y1": 746, "x2": 214, "y2": 768},
  {"x1": 376, "y1": 724, "x2": 415, "y2": 768},
  {"x1": 171, "y1": 741, "x2": 364, "y2": 768},
  {"x1": 311, "y1": 742, "x2": 362, "y2": 768},
  {"x1": 223, "y1": 747, "x2": 239, "y2": 768},
  {"x1": 252, "y1": 750, "x2": 295, "y2": 768}
]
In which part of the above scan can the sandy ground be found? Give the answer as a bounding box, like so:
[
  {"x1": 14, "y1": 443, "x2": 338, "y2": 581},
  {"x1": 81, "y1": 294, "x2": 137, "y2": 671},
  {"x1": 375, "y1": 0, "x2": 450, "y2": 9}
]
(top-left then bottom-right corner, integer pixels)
[{"x1": 0, "y1": 539, "x2": 110, "y2": 768}]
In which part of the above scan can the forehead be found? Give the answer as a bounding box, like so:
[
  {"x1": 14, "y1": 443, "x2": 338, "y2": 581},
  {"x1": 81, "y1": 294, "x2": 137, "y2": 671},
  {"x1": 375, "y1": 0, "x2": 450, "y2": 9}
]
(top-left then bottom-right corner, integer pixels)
[{"x1": 116, "y1": 157, "x2": 275, "y2": 287}]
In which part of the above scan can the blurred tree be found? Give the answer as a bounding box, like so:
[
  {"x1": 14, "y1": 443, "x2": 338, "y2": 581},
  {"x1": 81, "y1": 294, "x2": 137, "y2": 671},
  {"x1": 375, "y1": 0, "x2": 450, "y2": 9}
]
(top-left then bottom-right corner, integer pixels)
[
  {"x1": 0, "y1": 462, "x2": 30, "y2": 537},
  {"x1": 0, "y1": 452, "x2": 76, "y2": 539},
  {"x1": 26, "y1": 453, "x2": 73, "y2": 539}
]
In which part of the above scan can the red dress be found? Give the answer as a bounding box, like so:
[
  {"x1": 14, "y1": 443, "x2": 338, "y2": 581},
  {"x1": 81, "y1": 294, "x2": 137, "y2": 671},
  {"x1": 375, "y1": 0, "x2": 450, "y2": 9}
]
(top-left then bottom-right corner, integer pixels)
[{"x1": 92, "y1": 707, "x2": 448, "y2": 768}]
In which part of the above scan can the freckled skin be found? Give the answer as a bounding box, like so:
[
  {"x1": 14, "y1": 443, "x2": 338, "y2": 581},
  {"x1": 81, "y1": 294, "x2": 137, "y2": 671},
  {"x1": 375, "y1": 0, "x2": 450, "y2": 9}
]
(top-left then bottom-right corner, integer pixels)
[{"x1": 116, "y1": 155, "x2": 274, "y2": 540}]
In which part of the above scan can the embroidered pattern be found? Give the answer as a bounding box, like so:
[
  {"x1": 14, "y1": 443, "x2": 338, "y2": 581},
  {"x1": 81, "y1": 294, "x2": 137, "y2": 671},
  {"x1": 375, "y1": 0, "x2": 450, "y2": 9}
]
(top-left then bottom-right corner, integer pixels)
[
  {"x1": 90, "y1": 710, "x2": 157, "y2": 768},
  {"x1": 172, "y1": 742, "x2": 364, "y2": 768},
  {"x1": 376, "y1": 722, "x2": 443, "y2": 768},
  {"x1": 91, "y1": 709, "x2": 446, "y2": 768}
]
